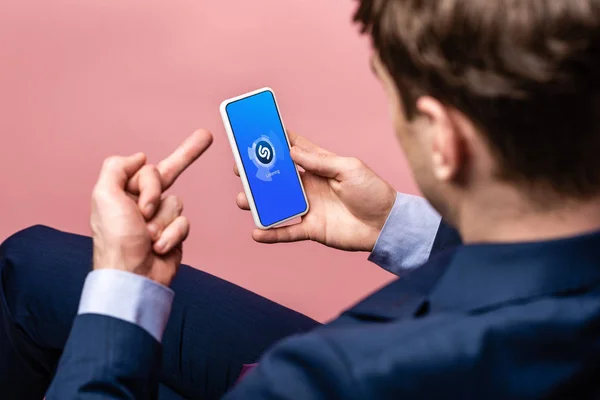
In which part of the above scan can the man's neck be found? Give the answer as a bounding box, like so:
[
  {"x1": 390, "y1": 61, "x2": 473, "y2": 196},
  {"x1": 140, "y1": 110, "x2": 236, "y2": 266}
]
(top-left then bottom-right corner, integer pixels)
[{"x1": 457, "y1": 186, "x2": 600, "y2": 244}]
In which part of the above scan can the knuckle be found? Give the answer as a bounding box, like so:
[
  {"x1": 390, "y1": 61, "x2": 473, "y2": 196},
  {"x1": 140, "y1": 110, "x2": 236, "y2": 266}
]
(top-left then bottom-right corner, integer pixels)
[
  {"x1": 92, "y1": 186, "x2": 112, "y2": 203},
  {"x1": 166, "y1": 195, "x2": 184, "y2": 213},
  {"x1": 149, "y1": 164, "x2": 160, "y2": 175},
  {"x1": 178, "y1": 216, "x2": 190, "y2": 229},
  {"x1": 178, "y1": 217, "x2": 190, "y2": 238},
  {"x1": 157, "y1": 162, "x2": 173, "y2": 179},
  {"x1": 140, "y1": 164, "x2": 159, "y2": 179},
  {"x1": 347, "y1": 157, "x2": 364, "y2": 169},
  {"x1": 102, "y1": 156, "x2": 121, "y2": 170}
]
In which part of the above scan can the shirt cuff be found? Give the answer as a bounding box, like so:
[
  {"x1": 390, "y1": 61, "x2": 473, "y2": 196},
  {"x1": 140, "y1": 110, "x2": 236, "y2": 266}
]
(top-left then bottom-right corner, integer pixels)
[
  {"x1": 78, "y1": 269, "x2": 174, "y2": 342},
  {"x1": 368, "y1": 193, "x2": 441, "y2": 275}
]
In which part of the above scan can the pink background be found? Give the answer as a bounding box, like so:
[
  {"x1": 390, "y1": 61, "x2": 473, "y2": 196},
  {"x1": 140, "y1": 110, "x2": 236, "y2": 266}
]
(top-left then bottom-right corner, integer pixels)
[{"x1": 0, "y1": 0, "x2": 418, "y2": 322}]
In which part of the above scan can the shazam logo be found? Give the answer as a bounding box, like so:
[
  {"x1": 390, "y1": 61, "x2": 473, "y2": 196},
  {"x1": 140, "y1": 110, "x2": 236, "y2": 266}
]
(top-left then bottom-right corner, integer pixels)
[
  {"x1": 249, "y1": 135, "x2": 278, "y2": 181},
  {"x1": 255, "y1": 140, "x2": 274, "y2": 165}
]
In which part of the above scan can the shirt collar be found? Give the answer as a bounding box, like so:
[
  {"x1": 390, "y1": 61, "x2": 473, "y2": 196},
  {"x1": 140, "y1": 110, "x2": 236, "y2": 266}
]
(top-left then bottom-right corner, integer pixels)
[{"x1": 429, "y1": 229, "x2": 600, "y2": 312}]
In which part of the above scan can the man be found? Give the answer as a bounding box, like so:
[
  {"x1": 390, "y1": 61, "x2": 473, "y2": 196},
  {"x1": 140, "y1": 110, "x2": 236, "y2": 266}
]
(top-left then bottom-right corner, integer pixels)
[
  {"x1": 0, "y1": 136, "x2": 452, "y2": 399},
  {"x1": 3, "y1": 0, "x2": 600, "y2": 397},
  {"x1": 0, "y1": 131, "x2": 453, "y2": 398}
]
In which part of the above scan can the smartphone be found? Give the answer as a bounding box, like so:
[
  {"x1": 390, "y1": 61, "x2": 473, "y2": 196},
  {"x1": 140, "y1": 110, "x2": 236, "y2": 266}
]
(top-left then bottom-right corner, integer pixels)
[{"x1": 220, "y1": 87, "x2": 309, "y2": 229}]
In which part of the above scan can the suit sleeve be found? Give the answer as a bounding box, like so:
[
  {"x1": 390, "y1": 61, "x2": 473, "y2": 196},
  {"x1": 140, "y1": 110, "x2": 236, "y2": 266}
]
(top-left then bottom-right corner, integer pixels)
[
  {"x1": 46, "y1": 270, "x2": 174, "y2": 399},
  {"x1": 430, "y1": 220, "x2": 462, "y2": 257},
  {"x1": 46, "y1": 314, "x2": 162, "y2": 400},
  {"x1": 224, "y1": 333, "x2": 358, "y2": 400}
]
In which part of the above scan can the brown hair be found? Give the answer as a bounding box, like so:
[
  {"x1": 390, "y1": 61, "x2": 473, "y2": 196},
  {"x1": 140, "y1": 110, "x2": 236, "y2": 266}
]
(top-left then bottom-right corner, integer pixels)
[{"x1": 355, "y1": 0, "x2": 600, "y2": 199}]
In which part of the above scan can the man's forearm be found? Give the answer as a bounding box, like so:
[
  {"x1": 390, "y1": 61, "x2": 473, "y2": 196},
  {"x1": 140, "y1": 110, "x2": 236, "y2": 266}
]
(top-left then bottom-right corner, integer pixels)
[
  {"x1": 46, "y1": 270, "x2": 174, "y2": 399},
  {"x1": 46, "y1": 314, "x2": 163, "y2": 400},
  {"x1": 78, "y1": 269, "x2": 174, "y2": 342}
]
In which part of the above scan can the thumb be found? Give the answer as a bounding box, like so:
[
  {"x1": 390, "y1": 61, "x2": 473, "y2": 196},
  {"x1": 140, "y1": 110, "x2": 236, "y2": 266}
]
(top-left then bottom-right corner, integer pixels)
[{"x1": 291, "y1": 146, "x2": 344, "y2": 179}]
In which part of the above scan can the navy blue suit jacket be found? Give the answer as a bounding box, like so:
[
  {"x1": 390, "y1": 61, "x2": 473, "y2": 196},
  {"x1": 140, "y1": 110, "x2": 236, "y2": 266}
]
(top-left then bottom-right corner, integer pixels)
[
  {"x1": 47, "y1": 314, "x2": 162, "y2": 399},
  {"x1": 45, "y1": 222, "x2": 459, "y2": 399},
  {"x1": 50, "y1": 222, "x2": 600, "y2": 398},
  {"x1": 227, "y1": 227, "x2": 600, "y2": 399}
]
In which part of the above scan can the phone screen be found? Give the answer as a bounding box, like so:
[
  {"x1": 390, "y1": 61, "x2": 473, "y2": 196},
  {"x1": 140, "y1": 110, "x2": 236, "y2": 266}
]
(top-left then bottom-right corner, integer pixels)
[{"x1": 225, "y1": 90, "x2": 308, "y2": 227}]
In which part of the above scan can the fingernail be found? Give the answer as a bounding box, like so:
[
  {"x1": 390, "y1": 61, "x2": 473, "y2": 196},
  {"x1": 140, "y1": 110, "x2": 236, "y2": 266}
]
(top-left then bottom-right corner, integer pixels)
[
  {"x1": 145, "y1": 204, "x2": 155, "y2": 216},
  {"x1": 156, "y1": 239, "x2": 168, "y2": 252}
]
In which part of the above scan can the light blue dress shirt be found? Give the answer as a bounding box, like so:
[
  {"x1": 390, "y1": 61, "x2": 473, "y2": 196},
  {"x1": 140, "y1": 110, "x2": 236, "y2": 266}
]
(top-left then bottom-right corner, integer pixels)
[
  {"x1": 78, "y1": 193, "x2": 441, "y2": 342},
  {"x1": 78, "y1": 269, "x2": 174, "y2": 342}
]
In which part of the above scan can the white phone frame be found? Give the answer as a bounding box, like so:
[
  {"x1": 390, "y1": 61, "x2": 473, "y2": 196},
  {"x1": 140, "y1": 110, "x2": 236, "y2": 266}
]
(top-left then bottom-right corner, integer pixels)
[{"x1": 220, "y1": 87, "x2": 309, "y2": 230}]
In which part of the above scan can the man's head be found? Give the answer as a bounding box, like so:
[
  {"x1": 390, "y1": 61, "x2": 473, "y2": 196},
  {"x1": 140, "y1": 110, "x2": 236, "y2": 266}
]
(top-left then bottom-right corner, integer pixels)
[{"x1": 356, "y1": 0, "x2": 600, "y2": 228}]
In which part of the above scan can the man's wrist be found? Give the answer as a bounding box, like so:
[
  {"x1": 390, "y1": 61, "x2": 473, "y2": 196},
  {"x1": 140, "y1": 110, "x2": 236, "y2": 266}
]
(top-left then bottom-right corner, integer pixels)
[
  {"x1": 365, "y1": 191, "x2": 399, "y2": 252},
  {"x1": 78, "y1": 269, "x2": 174, "y2": 342},
  {"x1": 368, "y1": 193, "x2": 441, "y2": 275}
]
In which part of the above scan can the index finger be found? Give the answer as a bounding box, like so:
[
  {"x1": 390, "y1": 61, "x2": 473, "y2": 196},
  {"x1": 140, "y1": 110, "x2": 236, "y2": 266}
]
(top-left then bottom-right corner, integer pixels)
[
  {"x1": 286, "y1": 130, "x2": 333, "y2": 155},
  {"x1": 232, "y1": 131, "x2": 330, "y2": 178}
]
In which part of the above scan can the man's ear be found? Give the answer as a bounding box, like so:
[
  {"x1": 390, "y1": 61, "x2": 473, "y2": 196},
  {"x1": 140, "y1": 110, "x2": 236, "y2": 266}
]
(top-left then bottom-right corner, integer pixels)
[{"x1": 416, "y1": 96, "x2": 464, "y2": 182}]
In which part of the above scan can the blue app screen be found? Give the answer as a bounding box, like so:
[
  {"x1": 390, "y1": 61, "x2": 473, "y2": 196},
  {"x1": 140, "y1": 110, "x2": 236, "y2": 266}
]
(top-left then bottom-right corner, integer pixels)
[{"x1": 226, "y1": 90, "x2": 308, "y2": 227}]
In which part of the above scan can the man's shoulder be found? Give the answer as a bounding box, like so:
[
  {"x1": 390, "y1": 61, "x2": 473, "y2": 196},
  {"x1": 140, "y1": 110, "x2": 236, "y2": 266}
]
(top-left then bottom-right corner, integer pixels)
[
  {"x1": 231, "y1": 246, "x2": 600, "y2": 399},
  {"x1": 232, "y1": 286, "x2": 600, "y2": 399},
  {"x1": 316, "y1": 290, "x2": 600, "y2": 398}
]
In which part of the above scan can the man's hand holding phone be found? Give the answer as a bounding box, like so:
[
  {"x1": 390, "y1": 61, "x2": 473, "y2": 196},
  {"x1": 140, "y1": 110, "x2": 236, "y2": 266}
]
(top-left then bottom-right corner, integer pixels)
[{"x1": 235, "y1": 131, "x2": 397, "y2": 252}]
